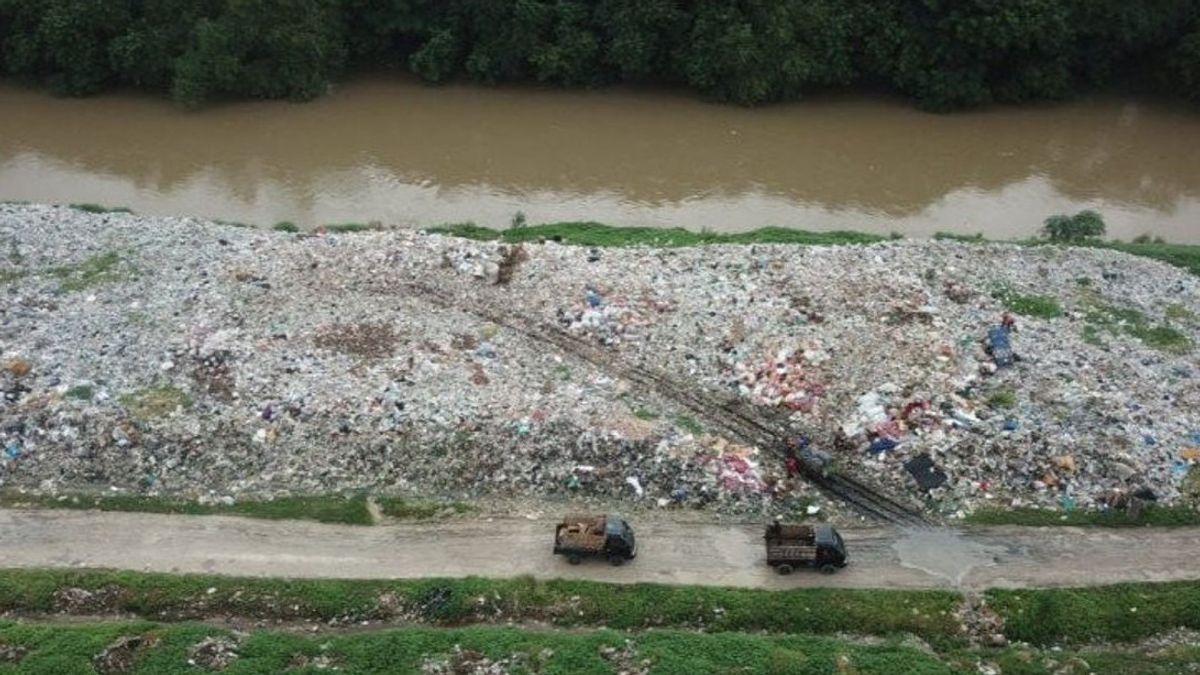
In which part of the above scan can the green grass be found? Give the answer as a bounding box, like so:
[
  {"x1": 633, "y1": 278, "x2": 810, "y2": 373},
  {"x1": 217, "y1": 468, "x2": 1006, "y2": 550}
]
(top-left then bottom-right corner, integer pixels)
[
  {"x1": 375, "y1": 497, "x2": 475, "y2": 520},
  {"x1": 1, "y1": 572, "x2": 1198, "y2": 670},
  {"x1": 0, "y1": 492, "x2": 375, "y2": 526},
  {"x1": 0, "y1": 569, "x2": 962, "y2": 641},
  {"x1": 965, "y1": 505, "x2": 1200, "y2": 528},
  {"x1": 68, "y1": 203, "x2": 133, "y2": 215},
  {"x1": 1165, "y1": 303, "x2": 1195, "y2": 322},
  {"x1": 118, "y1": 385, "x2": 192, "y2": 419},
  {"x1": 0, "y1": 620, "x2": 961, "y2": 675},
  {"x1": 63, "y1": 385, "x2": 93, "y2": 401},
  {"x1": 673, "y1": 414, "x2": 704, "y2": 435},
  {"x1": 423, "y1": 222, "x2": 1200, "y2": 283},
  {"x1": 1083, "y1": 302, "x2": 1192, "y2": 354},
  {"x1": 633, "y1": 407, "x2": 660, "y2": 421},
  {"x1": 1100, "y1": 241, "x2": 1200, "y2": 277},
  {"x1": 0, "y1": 269, "x2": 26, "y2": 286},
  {"x1": 427, "y1": 222, "x2": 888, "y2": 247},
  {"x1": 2, "y1": 620, "x2": 1196, "y2": 675},
  {"x1": 323, "y1": 222, "x2": 377, "y2": 233},
  {"x1": 988, "y1": 580, "x2": 1200, "y2": 645},
  {"x1": 271, "y1": 221, "x2": 299, "y2": 233},
  {"x1": 991, "y1": 287, "x2": 1062, "y2": 318},
  {"x1": 2, "y1": 621, "x2": 1197, "y2": 675},
  {"x1": 986, "y1": 389, "x2": 1016, "y2": 409},
  {"x1": 48, "y1": 251, "x2": 132, "y2": 292},
  {"x1": 932, "y1": 231, "x2": 985, "y2": 243}
]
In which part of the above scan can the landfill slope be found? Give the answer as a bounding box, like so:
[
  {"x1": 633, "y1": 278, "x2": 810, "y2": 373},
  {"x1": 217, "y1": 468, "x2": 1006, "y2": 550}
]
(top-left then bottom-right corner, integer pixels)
[{"x1": 1, "y1": 204, "x2": 1198, "y2": 519}]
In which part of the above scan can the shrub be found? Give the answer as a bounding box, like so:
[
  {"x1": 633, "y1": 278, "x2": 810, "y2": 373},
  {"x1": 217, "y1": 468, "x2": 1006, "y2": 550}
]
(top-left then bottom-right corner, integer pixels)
[{"x1": 1043, "y1": 210, "x2": 1106, "y2": 243}]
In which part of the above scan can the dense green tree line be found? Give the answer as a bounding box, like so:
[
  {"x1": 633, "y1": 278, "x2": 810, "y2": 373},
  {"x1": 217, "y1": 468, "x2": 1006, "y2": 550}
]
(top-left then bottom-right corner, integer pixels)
[{"x1": 1, "y1": 0, "x2": 1198, "y2": 109}]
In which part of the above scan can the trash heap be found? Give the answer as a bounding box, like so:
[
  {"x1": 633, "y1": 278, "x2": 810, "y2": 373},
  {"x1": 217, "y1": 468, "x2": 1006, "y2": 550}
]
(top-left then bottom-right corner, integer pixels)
[{"x1": 2, "y1": 203, "x2": 1199, "y2": 519}]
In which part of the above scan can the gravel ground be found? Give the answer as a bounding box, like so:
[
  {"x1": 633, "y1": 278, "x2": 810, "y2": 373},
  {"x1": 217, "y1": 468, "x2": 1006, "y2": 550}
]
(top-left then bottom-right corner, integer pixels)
[{"x1": 1, "y1": 204, "x2": 1198, "y2": 519}]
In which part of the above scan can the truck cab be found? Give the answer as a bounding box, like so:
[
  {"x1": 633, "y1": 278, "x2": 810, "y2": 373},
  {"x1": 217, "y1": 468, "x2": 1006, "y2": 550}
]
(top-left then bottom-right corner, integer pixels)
[
  {"x1": 813, "y1": 524, "x2": 848, "y2": 569},
  {"x1": 604, "y1": 516, "x2": 636, "y2": 560}
]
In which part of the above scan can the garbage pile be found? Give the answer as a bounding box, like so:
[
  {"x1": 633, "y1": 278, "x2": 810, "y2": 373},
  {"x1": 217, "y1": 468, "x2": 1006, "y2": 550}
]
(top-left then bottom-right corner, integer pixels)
[
  {"x1": 2, "y1": 203, "x2": 1199, "y2": 519},
  {"x1": 421, "y1": 646, "x2": 554, "y2": 675},
  {"x1": 188, "y1": 637, "x2": 240, "y2": 671}
]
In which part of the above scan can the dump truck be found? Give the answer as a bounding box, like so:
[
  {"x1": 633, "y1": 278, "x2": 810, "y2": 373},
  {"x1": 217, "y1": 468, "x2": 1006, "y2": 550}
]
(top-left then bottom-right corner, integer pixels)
[
  {"x1": 554, "y1": 513, "x2": 636, "y2": 565},
  {"x1": 764, "y1": 522, "x2": 847, "y2": 575}
]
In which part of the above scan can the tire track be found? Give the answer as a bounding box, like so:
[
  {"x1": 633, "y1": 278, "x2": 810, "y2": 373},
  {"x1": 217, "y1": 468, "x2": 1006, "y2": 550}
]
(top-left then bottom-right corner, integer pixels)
[{"x1": 400, "y1": 281, "x2": 929, "y2": 525}]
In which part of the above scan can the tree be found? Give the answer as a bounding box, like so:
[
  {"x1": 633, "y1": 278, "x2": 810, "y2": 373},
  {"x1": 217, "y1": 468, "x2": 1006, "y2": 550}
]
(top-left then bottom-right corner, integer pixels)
[
  {"x1": 1043, "y1": 210, "x2": 1107, "y2": 242},
  {"x1": 172, "y1": 0, "x2": 346, "y2": 106}
]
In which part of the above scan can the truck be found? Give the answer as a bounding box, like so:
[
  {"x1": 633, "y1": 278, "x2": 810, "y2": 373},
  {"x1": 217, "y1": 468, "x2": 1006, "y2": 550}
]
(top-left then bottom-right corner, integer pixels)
[
  {"x1": 764, "y1": 522, "x2": 848, "y2": 575},
  {"x1": 554, "y1": 513, "x2": 637, "y2": 566}
]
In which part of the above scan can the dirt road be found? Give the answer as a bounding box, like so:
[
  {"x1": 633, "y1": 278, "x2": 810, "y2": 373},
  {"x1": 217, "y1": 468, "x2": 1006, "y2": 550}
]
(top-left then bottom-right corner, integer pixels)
[{"x1": 2, "y1": 509, "x2": 1197, "y2": 590}]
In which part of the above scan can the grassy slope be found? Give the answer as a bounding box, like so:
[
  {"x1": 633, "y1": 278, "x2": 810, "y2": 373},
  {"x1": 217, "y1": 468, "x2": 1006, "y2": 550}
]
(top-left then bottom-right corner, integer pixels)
[
  {"x1": 428, "y1": 222, "x2": 1200, "y2": 279},
  {"x1": 1, "y1": 568, "x2": 1199, "y2": 672},
  {"x1": 0, "y1": 621, "x2": 954, "y2": 675},
  {"x1": 987, "y1": 580, "x2": 1200, "y2": 644},
  {"x1": 5, "y1": 569, "x2": 1200, "y2": 648},
  {"x1": 0, "y1": 569, "x2": 961, "y2": 641},
  {"x1": 1, "y1": 620, "x2": 1198, "y2": 674}
]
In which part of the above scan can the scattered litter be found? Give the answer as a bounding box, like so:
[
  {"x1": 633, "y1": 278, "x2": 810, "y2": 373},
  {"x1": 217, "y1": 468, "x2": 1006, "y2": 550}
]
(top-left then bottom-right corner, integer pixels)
[
  {"x1": 188, "y1": 636, "x2": 239, "y2": 671},
  {"x1": 905, "y1": 454, "x2": 948, "y2": 491}
]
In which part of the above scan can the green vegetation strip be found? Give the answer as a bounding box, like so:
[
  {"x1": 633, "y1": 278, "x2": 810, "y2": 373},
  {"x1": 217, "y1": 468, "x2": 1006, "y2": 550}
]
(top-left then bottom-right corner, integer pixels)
[
  {"x1": 6, "y1": 569, "x2": 1200, "y2": 649},
  {"x1": 0, "y1": 492, "x2": 479, "y2": 526},
  {"x1": 0, "y1": 621, "x2": 936, "y2": 675},
  {"x1": 3, "y1": 621, "x2": 1198, "y2": 675},
  {"x1": 965, "y1": 505, "x2": 1200, "y2": 528},
  {"x1": 427, "y1": 222, "x2": 888, "y2": 248},
  {"x1": 375, "y1": 497, "x2": 475, "y2": 520},
  {"x1": 0, "y1": 493, "x2": 373, "y2": 526},
  {"x1": 432, "y1": 223, "x2": 1200, "y2": 279},
  {"x1": 2, "y1": 621, "x2": 1198, "y2": 675},
  {"x1": 67, "y1": 203, "x2": 133, "y2": 215},
  {"x1": 0, "y1": 569, "x2": 960, "y2": 641},
  {"x1": 987, "y1": 581, "x2": 1200, "y2": 645}
]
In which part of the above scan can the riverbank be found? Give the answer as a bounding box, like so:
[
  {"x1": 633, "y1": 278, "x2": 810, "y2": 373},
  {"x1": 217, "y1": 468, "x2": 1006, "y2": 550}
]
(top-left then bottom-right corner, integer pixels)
[{"x1": 1, "y1": 204, "x2": 1198, "y2": 522}]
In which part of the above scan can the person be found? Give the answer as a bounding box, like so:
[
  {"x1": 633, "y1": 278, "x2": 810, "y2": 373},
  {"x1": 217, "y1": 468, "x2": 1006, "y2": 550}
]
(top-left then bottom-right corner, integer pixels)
[
  {"x1": 1001, "y1": 311, "x2": 1017, "y2": 332},
  {"x1": 768, "y1": 515, "x2": 784, "y2": 539},
  {"x1": 786, "y1": 454, "x2": 800, "y2": 478}
]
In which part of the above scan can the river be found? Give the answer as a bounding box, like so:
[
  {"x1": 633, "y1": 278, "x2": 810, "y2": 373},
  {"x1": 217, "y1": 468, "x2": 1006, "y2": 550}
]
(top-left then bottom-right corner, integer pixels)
[{"x1": 2, "y1": 77, "x2": 1198, "y2": 241}]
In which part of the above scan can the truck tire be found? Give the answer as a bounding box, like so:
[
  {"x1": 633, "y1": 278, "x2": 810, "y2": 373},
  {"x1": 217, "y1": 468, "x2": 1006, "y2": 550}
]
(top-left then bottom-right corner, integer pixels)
[
  {"x1": 567, "y1": 554, "x2": 582, "y2": 565},
  {"x1": 776, "y1": 564, "x2": 794, "y2": 575},
  {"x1": 820, "y1": 564, "x2": 836, "y2": 575},
  {"x1": 608, "y1": 554, "x2": 625, "y2": 567}
]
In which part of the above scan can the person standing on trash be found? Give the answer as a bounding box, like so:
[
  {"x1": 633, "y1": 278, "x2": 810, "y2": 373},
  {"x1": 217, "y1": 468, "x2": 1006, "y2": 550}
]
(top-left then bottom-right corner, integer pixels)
[
  {"x1": 784, "y1": 439, "x2": 801, "y2": 479},
  {"x1": 785, "y1": 436, "x2": 832, "y2": 478}
]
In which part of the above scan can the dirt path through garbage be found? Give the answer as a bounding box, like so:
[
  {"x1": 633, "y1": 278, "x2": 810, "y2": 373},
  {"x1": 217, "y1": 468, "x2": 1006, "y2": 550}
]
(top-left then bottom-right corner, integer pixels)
[{"x1": 3, "y1": 509, "x2": 1197, "y2": 590}]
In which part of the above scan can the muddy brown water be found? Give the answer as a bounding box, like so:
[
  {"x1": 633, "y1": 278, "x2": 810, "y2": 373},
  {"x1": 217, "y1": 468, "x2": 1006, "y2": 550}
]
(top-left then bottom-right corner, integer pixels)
[{"x1": 2, "y1": 77, "x2": 1199, "y2": 241}]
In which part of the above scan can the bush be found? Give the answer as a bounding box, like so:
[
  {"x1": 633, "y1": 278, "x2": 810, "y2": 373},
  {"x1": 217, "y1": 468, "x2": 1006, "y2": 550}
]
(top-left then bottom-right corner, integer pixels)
[{"x1": 1043, "y1": 210, "x2": 1107, "y2": 242}]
